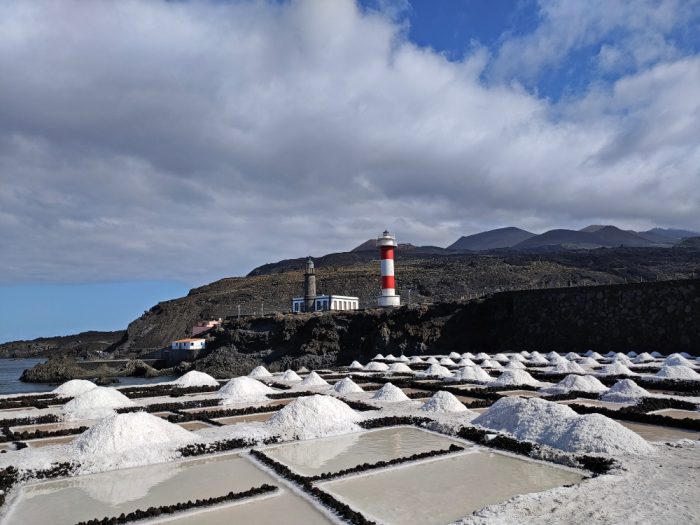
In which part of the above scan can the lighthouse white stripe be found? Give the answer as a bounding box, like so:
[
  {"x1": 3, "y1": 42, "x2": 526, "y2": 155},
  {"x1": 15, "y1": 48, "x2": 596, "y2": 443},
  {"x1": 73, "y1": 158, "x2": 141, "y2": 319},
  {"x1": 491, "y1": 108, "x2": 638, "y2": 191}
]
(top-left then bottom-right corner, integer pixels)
[
  {"x1": 380, "y1": 259, "x2": 394, "y2": 276},
  {"x1": 381, "y1": 288, "x2": 396, "y2": 296}
]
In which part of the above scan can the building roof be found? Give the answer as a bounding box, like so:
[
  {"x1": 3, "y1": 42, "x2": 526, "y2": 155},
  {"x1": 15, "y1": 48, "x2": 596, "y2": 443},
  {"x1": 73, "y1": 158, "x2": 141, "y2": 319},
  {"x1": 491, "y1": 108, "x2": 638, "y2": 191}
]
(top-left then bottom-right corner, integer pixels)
[{"x1": 172, "y1": 338, "x2": 206, "y2": 343}]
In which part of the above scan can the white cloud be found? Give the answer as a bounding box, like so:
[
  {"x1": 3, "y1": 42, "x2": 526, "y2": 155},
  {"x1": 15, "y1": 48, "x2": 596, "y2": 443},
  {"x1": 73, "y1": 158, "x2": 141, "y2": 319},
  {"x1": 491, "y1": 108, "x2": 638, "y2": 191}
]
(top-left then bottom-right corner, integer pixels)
[{"x1": 0, "y1": 0, "x2": 698, "y2": 285}]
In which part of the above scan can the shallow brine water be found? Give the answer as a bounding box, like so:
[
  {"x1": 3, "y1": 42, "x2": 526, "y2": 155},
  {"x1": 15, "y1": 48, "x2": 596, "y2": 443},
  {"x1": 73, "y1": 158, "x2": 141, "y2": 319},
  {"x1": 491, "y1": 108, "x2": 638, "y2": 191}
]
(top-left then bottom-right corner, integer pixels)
[
  {"x1": 616, "y1": 420, "x2": 700, "y2": 441},
  {"x1": 263, "y1": 426, "x2": 465, "y2": 476},
  {"x1": 156, "y1": 490, "x2": 332, "y2": 525},
  {"x1": 3, "y1": 454, "x2": 274, "y2": 525},
  {"x1": 321, "y1": 450, "x2": 584, "y2": 525}
]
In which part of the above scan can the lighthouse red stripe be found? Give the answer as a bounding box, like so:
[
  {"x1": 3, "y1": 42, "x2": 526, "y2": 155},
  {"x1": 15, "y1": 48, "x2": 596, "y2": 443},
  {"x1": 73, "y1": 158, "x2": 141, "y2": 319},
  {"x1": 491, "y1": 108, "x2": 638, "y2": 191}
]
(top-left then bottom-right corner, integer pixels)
[
  {"x1": 382, "y1": 276, "x2": 395, "y2": 289},
  {"x1": 380, "y1": 246, "x2": 394, "y2": 260}
]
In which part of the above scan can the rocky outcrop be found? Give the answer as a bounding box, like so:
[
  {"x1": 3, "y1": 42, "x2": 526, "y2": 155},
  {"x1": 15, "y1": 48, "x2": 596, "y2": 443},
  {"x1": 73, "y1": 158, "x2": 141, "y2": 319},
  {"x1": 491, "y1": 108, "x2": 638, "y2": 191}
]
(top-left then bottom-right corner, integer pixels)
[
  {"x1": 20, "y1": 357, "x2": 167, "y2": 384},
  {"x1": 0, "y1": 330, "x2": 125, "y2": 359}
]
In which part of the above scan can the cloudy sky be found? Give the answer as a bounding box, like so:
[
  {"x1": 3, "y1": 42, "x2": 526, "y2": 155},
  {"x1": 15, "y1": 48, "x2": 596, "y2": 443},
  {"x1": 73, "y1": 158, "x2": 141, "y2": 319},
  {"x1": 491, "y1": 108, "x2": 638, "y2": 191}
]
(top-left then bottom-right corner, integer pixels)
[{"x1": 1, "y1": 0, "x2": 699, "y2": 341}]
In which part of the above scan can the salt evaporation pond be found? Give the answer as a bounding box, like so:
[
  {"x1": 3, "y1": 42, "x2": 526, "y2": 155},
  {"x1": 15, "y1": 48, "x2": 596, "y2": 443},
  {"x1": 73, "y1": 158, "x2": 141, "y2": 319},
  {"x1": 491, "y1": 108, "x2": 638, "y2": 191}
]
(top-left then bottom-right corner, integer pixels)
[
  {"x1": 264, "y1": 426, "x2": 464, "y2": 476},
  {"x1": 4, "y1": 454, "x2": 276, "y2": 525},
  {"x1": 162, "y1": 490, "x2": 332, "y2": 525},
  {"x1": 320, "y1": 450, "x2": 584, "y2": 525}
]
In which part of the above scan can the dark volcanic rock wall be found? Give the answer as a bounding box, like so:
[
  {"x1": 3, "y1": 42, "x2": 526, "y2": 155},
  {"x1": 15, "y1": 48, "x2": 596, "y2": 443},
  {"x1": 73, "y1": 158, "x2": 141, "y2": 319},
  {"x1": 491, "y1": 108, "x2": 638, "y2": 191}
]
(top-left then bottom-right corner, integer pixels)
[{"x1": 195, "y1": 279, "x2": 700, "y2": 375}]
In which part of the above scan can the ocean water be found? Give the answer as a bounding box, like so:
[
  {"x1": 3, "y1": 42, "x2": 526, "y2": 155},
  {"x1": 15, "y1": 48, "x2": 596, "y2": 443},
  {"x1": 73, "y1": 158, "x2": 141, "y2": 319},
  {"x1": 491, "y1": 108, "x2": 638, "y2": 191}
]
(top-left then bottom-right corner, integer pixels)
[{"x1": 0, "y1": 358, "x2": 177, "y2": 395}]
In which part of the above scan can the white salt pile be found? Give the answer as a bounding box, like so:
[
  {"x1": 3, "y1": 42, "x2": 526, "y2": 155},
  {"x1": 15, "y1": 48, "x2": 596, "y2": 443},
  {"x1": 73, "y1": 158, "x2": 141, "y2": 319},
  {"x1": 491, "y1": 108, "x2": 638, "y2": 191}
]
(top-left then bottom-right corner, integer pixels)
[
  {"x1": 372, "y1": 353, "x2": 385, "y2": 360},
  {"x1": 297, "y1": 366, "x2": 310, "y2": 374},
  {"x1": 348, "y1": 361, "x2": 364, "y2": 370},
  {"x1": 541, "y1": 374, "x2": 609, "y2": 395},
  {"x1": 280, "y1": 369, "x2": 302, "y2": 382},
  {"x1": 633, "y1": 352, "x2": 655, "y2": 364},
  {"x1": 409, "y1": 356, "x2": 424, "y2": 364},
  {"x1": 385, "y1": 354, "x2": 397, "y2": 361},
  {"x1": 481, "y1": 359, "x2": 503, "y2": 369},
  {"x1": 333, "y1": 377, "x2": 364, "y2": 394},
  {"x1": 421, "y1": 391, "x2": 469, "y2": 413},
  {"x1": 371, "y1": 382, "x2": 410, "y2": 402},
  {"x1": 300, "y1": 371, "x2": 330, "y2": 387},
  {"x1": 565, "y1": 352, "x2": 580, "y2": 360},
  {"x1": 627, "y1": 351, "x2": 638, "y2": 357},
  {"x1": 509, "y1": 354, "x2": 526, "y2": 362},
  {"x1": 449, "y1": 351, "x2": 462, "y2": 359},
  {"x1": 458, "y1": 358, "x2": 476, "y2": 367},
  {"x1": 585, "y1": 351, "x2": 604, "y2": 359},
  {"x1": 53, "y1": 379, "x2": 97, "y2": 397},
  {"x1": 493, "y1": 353, "x2": 510, "y2": 363},
  {"x1": 664, "y1": 354, "x2": 694, "y2": 367},
  {"x1": 473, "y1": 397, "x2": 653, "y2": 455},
  {"x1": 650, "y1": 351, "x2": 664, "y2": 358},
  {"x1": 462, "y1": 352, "x2": 475, "y2": 359},
  {"x1": 364, "y1": 361, "x2": 390, "y2": 372},
  {"x1": 654, "y1": 365, "x2": 700, "y2": 380},
  {"x1": 397, "y1": 355, "x2": 410, "y2": 362},
  {"x1": 418, "y1": 364, "x2": 452, "y2": 378},
  {"x1": 598, "y1": 362, "x2": 636, "y2": 376},
  {"x1": 605, "y1": 351, "x2": 616, "y2": 357},
  {"x1": 248, "y1": 365, "x2": 273, "y2": 379},
  {"x1": 388, "y1": 362, "x2": 413, "y2": 374},
  {"x1": 475, "y1": 352, "x2": 490, "y2": 361},
  {"x1": 74, "y1": 412, "x2": 194, "y2": 456},
  {"x1": 63, "y1": 387, "x2": 137, "y2": 420},
  {"x1": 612, "y1": 354, "x2": 633, "y2": 364},
  {"x1": 528, "y1": 355, "x2": 549, "y2": 366},
  {"x1": 547, "y1": 361, "x2": 586, "y2": 374},
  {"x1": 546, "y1": 351, "x2": 560, "y2": 360},
  {"x1": 218, "y1": 377, "x2": 274, "y2": 404},
  {"x1": 504, "y1": 360, "x2": 526, "y2": 370},
  {"x1": 172, "y1": 371, "x2": 219, "y2": 388},
  {"x1": 425, "y1": 356, "x2": 439, "y2": 364},
  {"x1": 490, "y1": 369, "x2": 541, "y2": 387},
  {"x1": 266, "y1": 395, "x2": 361, "y2": 440},
  {"x1": 520, "y1": 351, "x2": 531, "y2": 358},
  {"x1": 578, "y1": 357, "x2": 599, "y2": 366},
  {"x1": 453, "y1": 366, "x2": 492, "y2": 383},
  {"x1": 439, "y1": 357, "x2": 456, "y2": 366},
  {"x1": 601, "y1": 379, "x2": 651, "y2": 403}
]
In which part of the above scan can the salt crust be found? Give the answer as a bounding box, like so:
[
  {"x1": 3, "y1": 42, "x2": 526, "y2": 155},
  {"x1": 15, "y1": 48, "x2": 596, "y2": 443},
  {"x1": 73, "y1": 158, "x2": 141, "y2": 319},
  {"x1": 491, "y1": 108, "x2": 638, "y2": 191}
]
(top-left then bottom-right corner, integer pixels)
[
  {"x1": 364, "y1": 361, "x2": 390, "y2": 372},
  {"x1": 541, "y1": 374, "x2": 608, "y2": 395},
  {"x1": 171, "y1": 371, "x2": 219, "y2": 388},
  {"x1": 371, "y1": 382, "x2": 410, "y2": 402},
  {"x1": 418, "y1": 364, "x2": 452, "y2": 378},
  {"x1": 654, "y1": 365, "x2": 700, "y2": 380},
  {"x1": 74, "y1": 412, "x2": 194, "y2": 456},
  {"x1": 248, "y1": 365, "x2": 272, "y2": 379},
  {"x1": 333, "y1": 377, "x2": 364, "y2": 394},
  {"x1": 266, "y1": 395, "x2": 361, "y2": 440},
  {"x1": 388, "y1": 362, "x2": 413, "y2": 373},
  {"x1": 53, "y1": 379, "x2": 97, "y2": 397},
  {"x1": 218, "y1": 376, "x2": 274, "y2": 404},
  {"x1": 348, "y1": 360, "x2": 364, "y2": 370},
  {"x1": 601, "y1": 379, "x2": 651, "y2": 403},
  {"x1": 490, "y1": 369, "x2": 541, "y2": 387},
  {"x1": 299, "y1": 371, "x2": 330, "y2": 387},
  {"x1": 421, "y1": 391, "x2": 469, "y2": 413},
  {"x1": 280, "y1": 369, "x2": 302, "y2": 381},
  {"x1": 453, "y1": 366, "x2": 492, "y2": 383},
  {"x1": 63, "y1": 387, "x2": 137, "y2": 420},
  {"x1": 473, "y1": 397, "x2": 653, "y2": 455}
]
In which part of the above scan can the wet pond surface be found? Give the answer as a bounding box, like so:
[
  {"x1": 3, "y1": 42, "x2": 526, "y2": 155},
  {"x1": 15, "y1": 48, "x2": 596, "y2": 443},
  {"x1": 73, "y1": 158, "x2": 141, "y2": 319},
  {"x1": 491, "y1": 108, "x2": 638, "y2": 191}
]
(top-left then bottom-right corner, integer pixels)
[
  {"x1": 264, "y1": 426, "x2": 465, "y2": 476},
  {"x1": 321, "y1": 450, "x2": 584, "y2": 525}
]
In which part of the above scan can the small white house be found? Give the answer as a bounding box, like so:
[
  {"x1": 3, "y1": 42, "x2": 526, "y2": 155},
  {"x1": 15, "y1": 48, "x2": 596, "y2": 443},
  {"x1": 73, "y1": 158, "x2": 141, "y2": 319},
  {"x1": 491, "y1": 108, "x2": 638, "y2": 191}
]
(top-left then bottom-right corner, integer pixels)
[
  {"x1": 171, "y1": 338, "x2": 206, "y2": 351},
  {"x1": 292, "y1": 295, "x2": 359, "y2": 313}
]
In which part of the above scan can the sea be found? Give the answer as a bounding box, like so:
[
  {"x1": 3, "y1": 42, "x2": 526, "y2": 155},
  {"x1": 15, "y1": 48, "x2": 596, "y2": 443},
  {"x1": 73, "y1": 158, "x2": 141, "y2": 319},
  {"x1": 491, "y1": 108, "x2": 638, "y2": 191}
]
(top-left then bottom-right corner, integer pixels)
[{"x1": 0, "y1": 358, "x2": 177, "y2": 395}]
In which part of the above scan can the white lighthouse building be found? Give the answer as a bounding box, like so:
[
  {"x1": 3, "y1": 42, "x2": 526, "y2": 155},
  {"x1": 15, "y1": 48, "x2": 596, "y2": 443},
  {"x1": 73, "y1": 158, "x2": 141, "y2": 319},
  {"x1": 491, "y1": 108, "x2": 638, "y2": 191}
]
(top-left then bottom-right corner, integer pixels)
[{"x1": 377, "y1": 230, "x2": 401, "y2": 307}]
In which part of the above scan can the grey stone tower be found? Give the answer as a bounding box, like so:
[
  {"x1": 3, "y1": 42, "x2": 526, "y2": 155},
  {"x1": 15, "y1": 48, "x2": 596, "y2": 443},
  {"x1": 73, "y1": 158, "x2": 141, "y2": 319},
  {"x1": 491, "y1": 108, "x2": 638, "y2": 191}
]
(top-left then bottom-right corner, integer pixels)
[{"x1": 303, "y1": 257, "x2": 316, "y2": 312}]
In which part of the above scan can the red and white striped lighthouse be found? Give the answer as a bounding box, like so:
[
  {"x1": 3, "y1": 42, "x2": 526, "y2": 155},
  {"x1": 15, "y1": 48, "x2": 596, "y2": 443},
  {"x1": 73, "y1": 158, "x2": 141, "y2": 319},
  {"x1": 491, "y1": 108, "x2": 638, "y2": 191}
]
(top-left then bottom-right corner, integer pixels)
[{"x1": 377, "y1": 230, "x2": 401, "y2": 307}]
